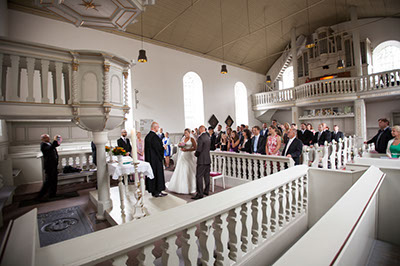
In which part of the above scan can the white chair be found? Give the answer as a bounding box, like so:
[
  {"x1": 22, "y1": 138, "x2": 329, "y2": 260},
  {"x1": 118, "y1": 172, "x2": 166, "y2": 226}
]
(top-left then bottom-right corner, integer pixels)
[{"x1": 210, "y1": 156, "x2": 226, "y2": 192}]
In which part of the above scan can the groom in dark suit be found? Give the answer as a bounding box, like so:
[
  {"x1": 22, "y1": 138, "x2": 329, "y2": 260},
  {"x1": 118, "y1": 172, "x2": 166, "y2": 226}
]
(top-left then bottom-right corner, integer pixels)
[{"x1": 192, "y1": 125, "x2": 211, "y2": 200}]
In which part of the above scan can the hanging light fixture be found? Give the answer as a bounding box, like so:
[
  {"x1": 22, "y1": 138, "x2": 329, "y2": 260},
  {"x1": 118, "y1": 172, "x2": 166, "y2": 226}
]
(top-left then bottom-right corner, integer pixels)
[
  {"x1": 219, "y1": 0, "x2": 227, "y2": 74},
  {"x1": 337, "y1": 59, "x2": 344, "y2": 69},
  {"x1": 266, "y1": 75, "x2": 271, "y2": 83},
  {"x1": 137, "y1": 12, "x2": 147, "y2": 63},
  {"x1": 305, "y1": 0, "x2": 315, "y2": 49}
]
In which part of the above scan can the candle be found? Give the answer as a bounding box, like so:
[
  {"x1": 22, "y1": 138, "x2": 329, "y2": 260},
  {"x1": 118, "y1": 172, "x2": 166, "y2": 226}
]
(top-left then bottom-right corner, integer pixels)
[{"x1": 131, "y1": 128, "x2": 138, "y2": 162}]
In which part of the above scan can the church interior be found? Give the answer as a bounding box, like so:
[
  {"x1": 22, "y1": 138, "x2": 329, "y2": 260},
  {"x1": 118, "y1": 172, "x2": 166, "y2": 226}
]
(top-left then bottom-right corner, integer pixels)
[{"x1": 0, "y1": 0, "x2": 400, "y2": 265}]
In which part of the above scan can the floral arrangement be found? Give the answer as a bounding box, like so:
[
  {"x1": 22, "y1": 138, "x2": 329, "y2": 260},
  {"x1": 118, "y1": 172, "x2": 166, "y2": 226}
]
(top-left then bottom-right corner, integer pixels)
[
  {"x1": 112, "y1": 146, "x2": 126, "y2": 156},
  {"x1": 105, "y1": 146, "x2": 111, "y2": 152},
  {"x1": 178, "y1": 142, "x2": 186, "y2": 148}
]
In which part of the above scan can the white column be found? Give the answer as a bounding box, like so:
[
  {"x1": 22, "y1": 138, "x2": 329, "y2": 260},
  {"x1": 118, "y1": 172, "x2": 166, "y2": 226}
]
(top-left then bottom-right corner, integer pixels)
[
  {"x1": 291, "y1": 27, "x2": 298, "y2": 86},
  {"x1": 93, "y1": 131, "x2": 112, "y2": 220},
  {"x1": 103, "y1": 64, "x2": 110, "y2": 103},
  {"x1": 26, "y1": 57, "x2": 35, "y2": 102},
  {"x1": 71, "y1": 63, "x2": 79, "y2": 104},
  {"x1": 354, "y1": 99, "x2": 367, "y2": 141},
  {"x1": 351, "y1": 7, "x2": 362, "y2": 77},
  {"x1": 40, "y1": 59, "x2": 50, "y2": 103},
  {"x1": 55, "y1": 62, "x2": 63, "y2": 104},
  {"x1": 0, "y1": 54, "x2": 3, "y2": 101},
  {"x1": 7, "y1": 55, "x2": 20, "y2": 101},
  {"x1": 291, "y1": 106, "x2": 299, "y2": 126}
]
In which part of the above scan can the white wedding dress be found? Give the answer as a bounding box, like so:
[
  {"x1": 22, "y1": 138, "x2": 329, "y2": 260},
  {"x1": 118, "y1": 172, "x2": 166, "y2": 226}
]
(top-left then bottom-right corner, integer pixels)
[{"x1": 167, "y1": 138, "x2": 197, "y2": 194}]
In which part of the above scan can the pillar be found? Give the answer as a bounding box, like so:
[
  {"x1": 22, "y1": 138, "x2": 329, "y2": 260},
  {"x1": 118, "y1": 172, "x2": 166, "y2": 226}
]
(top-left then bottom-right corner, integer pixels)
[
  {"x1": 291, "y1": 106, "x2": 299, "y2": 126},
  {"x1": 351, "y1": 7, "x2": 362, "y2": 77},
  {"x1": 93, "y1": 131, "x2": 112, "y2": 220},
  {"x1": 291, "y1": 27, "x2": 298, "y2": 86},
  {"x1": 354, "y1": 99, "x2": 366, "y2": 141}
]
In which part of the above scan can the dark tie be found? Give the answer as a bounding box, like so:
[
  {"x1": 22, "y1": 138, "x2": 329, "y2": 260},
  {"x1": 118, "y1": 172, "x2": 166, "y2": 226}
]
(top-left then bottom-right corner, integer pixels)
[{"x1": 376, "y1": 130, "x2": 384, "y2": 145}]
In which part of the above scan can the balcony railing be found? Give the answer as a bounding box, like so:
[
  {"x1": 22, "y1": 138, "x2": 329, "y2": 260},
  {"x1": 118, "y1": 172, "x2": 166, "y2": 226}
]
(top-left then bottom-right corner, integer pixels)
[{"x1": 253, "y1": 69, "x2": 400, "y2": 108}]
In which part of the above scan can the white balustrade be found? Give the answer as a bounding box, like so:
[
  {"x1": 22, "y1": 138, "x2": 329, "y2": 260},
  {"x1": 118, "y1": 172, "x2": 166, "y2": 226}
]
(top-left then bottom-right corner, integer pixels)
[{"x1": 33, "y1": 165, "x2": 308, "y2": 266}]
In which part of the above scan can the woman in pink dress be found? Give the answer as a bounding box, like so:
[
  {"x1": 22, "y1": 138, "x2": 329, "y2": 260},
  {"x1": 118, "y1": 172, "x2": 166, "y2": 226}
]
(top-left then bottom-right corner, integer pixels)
[
  {"x1": 265, "y1": 125, "x2": 281, "y2": 156},
  {"x1": 137, "y1": 131, "x2": 145, "y2": 161}
]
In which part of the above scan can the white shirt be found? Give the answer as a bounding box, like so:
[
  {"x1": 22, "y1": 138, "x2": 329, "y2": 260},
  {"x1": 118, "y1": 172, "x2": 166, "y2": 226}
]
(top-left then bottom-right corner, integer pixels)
[{"x1": 284, "y1": 137, "x2": 296, "y2": 156}]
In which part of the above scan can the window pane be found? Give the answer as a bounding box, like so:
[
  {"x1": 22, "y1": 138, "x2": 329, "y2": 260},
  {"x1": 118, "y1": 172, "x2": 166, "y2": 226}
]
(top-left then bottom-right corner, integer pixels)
[
  {"x1": 282, "y1": 65, "x2": 294, "y2": 89},
  {"x1": 234, "y1": 82, "x2": 248, "y2": 126},
  {"x1": 373, "y1": 41, "x2": 400, "y2": 73},
  {"x1": 183, "y1": 72, "x2": 205, "y2": 130}
]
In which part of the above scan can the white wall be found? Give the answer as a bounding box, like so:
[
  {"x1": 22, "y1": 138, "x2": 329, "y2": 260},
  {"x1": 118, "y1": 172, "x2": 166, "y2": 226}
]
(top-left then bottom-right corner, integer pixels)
[{"x1": 7, "y1": 10, "x2": 265, "y2": 133}]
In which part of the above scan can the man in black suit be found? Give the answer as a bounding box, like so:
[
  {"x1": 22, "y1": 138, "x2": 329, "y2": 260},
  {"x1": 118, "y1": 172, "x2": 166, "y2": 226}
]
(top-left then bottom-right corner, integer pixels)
[
  {"x1": 192, "y1": 125, "x2": 211, "y2": 200},
  {"x1": 215, "y1": 124, "x2": 224, "y2": 148},
  {"x1": 366, "y1": 118, "x2": 394, "y2": 153},
  {"x1": 37, "y1": 134, "x2": 60, "y2": 199},
  {"x1": 117, "y1": 129, "x2": 132, "y2": 156},
  {"x1": 313, "y1": 123, "x2": 332, "y2": 146},
  {"x1": 331, "y1": 125, "x2": 344, "y2": 142},
  {"x1": 251, "y1": 126, "x2": 266, "y2": 155},
  {"x1": 208, "y1": 126, "x2": 217, "y2": 151},
  {"x1": 297, "y1": 123, "x2": 313, "y2": 145},
  {"x1": 260, "y1": 123, "x2": 269, "y2": 137},
  {"x1": 158, "y1": 128, "x2": 165, "y2": 140},
  {"x1": 282, "y1": 129, "x2": 303, "y2": 165},
  {"x1": 145, "y1": 122, "x2": 167, "y2": 197}
]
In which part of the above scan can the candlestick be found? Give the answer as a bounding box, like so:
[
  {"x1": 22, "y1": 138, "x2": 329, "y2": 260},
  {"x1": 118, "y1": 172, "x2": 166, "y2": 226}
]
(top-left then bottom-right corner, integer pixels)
[{"x1": 131, "y1": 128, "x2": 138, "y2": 162}]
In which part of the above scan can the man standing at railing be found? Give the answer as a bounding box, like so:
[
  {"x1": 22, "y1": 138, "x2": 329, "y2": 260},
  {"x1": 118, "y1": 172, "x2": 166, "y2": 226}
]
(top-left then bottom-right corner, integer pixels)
[
  {"x1": 117, "y1": 129, "x2": 132, "y2": 157},
  {"x1": 312, "y1": 123, "x2": 331, "y2": 146},
  {"x1": 251, "y1": 126, "x2": 266, "y2": 155},
  {"x1": 331, "y1": 125, "x2": 344, "y2": 142},
  {"x1": 282, "y1": 129, "x2": 303, "y2": 165},
  {"x1": 365, "y1": 118, "x2": 393, "y2": 154},
  {"x1": 37, "y1": 134, "x2": 61, "y2": 200},
  {"x1": 298, "y1": 123, "x2": 313, "y2": 145}
]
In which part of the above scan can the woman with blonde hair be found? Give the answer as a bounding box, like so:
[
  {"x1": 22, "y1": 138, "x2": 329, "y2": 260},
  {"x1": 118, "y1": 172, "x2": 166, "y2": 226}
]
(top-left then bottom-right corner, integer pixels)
[{"x1": 387, "y1": 125, "x2": 400, "y2": 158}]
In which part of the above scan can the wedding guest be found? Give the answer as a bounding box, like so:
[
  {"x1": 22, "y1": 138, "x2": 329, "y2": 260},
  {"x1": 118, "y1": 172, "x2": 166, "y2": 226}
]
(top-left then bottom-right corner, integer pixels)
[
  {"x1": 260, "y1": 123, "x2": 269, "y2": 137},
  {"x1": 272, "y1": 119, "x2": 282, "y2": 133},
  {"x1": 366, "y1": 118, "x2": 394, "y2": 153},
  {"x1": 266, "y1": 125, "x2": 281, "y2": 156},
  {"x1": 117, "y1": 129, "x2": 131, "y2": 156},
  {"x1": 220, "y1": 132, "x2": 228, "y2": 151},
  {"x1": 282, "y1": 129, "x2": 303, "y2": 165},
  {"x1": 312, "y1": 123, "x2": 331, "y2": 146},
  {"x1": 298, "y1": 123, "x2": 313, "y2": 145},
  {"x1": 163, "y1": 132, "x2": 171, "y2": 168},
  {"x1": 282, "y1": 122, "x2": 290, "y2": 144},
  {"x1": 291, "y1": 123, "x2": 298, "y2": 130},
  {"x1": 245, "y1": 125, "x2": 249, "y2": 130},
  {"x1": 387, "y1": 125, "x2": 400, "y2": 158},
  {"x1": 226, "y1": 127, "x2": 232, "y2": 138},
  {"x1": 239, "y1": 129, "x2": 252, "y2": 153},
  {"x1": 215, "y1": 124, "x2": 222, "y2": 135},
  {"x1": 158, "y1": 128, "x2": 165, "y2": 140},
  {"x1": 251, "y1": 126, "x2": 266, "y2": 154},
  {"x1": 331, "y1": 125, "x2": 344, "y2": 142},
  {"x1": 208, "y1": 126, "x2": 217, "y2": 151},
  {"x1": 37, "y1": 134, "x2": 61, "y2": 200},
  {"x1": 216, "y1": 124, "x2": 224, "y2": 147},
  {"x1": 306, "y1": 123, "x2": 315, "y2": 134},
  {"x1": 228, "y1": 130, "x2": 240, "y2": 152},
  {"x1": 137, "y1": 131, "x2": 145, "y2": 161}
]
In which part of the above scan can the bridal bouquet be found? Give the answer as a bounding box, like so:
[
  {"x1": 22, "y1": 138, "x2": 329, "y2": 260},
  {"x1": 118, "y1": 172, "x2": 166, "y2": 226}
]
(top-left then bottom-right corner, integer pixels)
[{"x1": 178, "y1": 142, "x2": 186, "y2": 148}]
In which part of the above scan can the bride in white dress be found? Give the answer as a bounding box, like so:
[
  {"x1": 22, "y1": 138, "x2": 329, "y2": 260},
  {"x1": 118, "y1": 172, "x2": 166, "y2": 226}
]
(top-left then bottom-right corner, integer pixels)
[{"x1": 167, "y1": 128, "x2": 197, "y2": 194}]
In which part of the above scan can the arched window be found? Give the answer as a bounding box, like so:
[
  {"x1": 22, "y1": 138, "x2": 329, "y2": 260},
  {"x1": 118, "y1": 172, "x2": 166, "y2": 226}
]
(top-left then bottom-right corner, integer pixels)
[
  {"x1": 234, "y1": 82, "x2": 249, "y2": 126},
  {"x1": 281, "y1": 65, "x2": 294, "y2": 90},
  {"x1": 183, "y1": 72, "x2": 204, "y2": 130},
  {"x1": 373, "y1": 40, "x2": 400, "y2": 73}
]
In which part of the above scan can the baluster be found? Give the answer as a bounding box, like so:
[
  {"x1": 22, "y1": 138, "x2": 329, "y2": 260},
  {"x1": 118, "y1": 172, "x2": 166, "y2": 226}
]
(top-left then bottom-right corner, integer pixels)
[
  {"x1": 0, "y1": 54, "x2": 3, "y2": 100},
  {"x1": 214, "y1": 212, "x2": 230, "y2": 265},
  {"x1": 55, "y1": 62, "x2": 63, "y2": 104},
  {"x1": 270, "y1": 188, "x2": 280, "y2": 234},
  {"x1": 40, "y1": 59, "x2": 50, "y2": 103},
  {"x1": 137, "y1": 244, "x2": 155, "y2": 266},
  {"x1": 265, "y1": 159, "x2": 271, "y2": 176},
  {"x1": 199, "y1": 219, "x2": 215, "y2": 265},
  {"x1": 240, "y1": 201, "x2": 253, "y2": 252},
  {"x1": 237, "y1": 157, "x2": 242, "y2": 179},
  {"x1": 243, "y1": 158, "x2": 248, "y2": 180},
  {"x1": 7, "y1": 55, "x2": 20, "y2": 101},
  {"x1": 162, "y1": 234, "x2": 179, "y2": 265},
  {"x1": 227, "y1": 156, "x2": 232, "y2": 177},
  {"x1": 232, "y1": 156, "x2": 237, "y2": 178},
  {"x1": 261, "y1": 193, "x2": 269, "y2": 239},
  {"x1": 248, "y1": 158, "x2": 253, "y2": 180},
  {"x1": 182, "y1": 226, "x2": 198, "y2": 266},
  {"x1": 343, "y1": 137, "x2": 348, "y2": 166},
  {"x1": 278, "y1": 186, "x2": 286, "y2": 228},
  {"x1": 291, "y1": 180, "x2": 298, "y2": 218},
  {"x1": 302, "y1": 174, "x2": 308, "y2": 211},
  {"x1": 26, "y1": 57, "x2": 35, "y2": 102},
  {"x1": 228, "y1": 206, "x2": 243, "y2": 262},
  {"x1": 337, "y1": 139, "x2": 343, "y2": 169},
  {"x1": 330, "y1": 140, "x2": 337, "y2": 170},
  {"x1": 79, "y1": 154, "x2": 84, "y2": 170},
  {"x1": 285, "y1": 182, "x2": 292, "y2": 222},
  {"x1": 118, "y1": 176, "x2": 125, "y2": 217},
  {"x1": 298, "y1": 176, "x2": 304, "y2": 214},
  {"x1": 251, "y1": 197, "x2": 263, "y2": 245},
  {"x1": 112, "y1": 254, "x2": 128, "y2": 266},
  {"x1": 260, "y1": 159, "x2": 266, "y2": 177},
  {"x1": 272, "y1": 161, "x2": 278, "y2": 173}
]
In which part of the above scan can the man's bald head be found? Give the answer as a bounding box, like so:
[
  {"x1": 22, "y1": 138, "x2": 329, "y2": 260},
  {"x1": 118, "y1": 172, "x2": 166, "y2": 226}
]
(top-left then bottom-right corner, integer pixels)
[
  {"x1": 151, "y1": 122, "x2": 160, "y2": 132},
  {"x1": 121, "y1": 129, "x2": 127, "y2": 137},
  {"x1": 41, "y1": 134, "x2": 50, "y2": 143}
]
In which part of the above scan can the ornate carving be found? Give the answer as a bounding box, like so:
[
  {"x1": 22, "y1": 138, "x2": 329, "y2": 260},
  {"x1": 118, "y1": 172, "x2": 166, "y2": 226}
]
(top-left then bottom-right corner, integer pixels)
[
  {"x1": 123, "y1": 71, "x2": 128, "y2": 79},
  {"x1": 72, "y1": 63, "x2": 79, "y2": 71},
  {"x1": 104, "y1": 64, "x2": 111, "y2": 72}
]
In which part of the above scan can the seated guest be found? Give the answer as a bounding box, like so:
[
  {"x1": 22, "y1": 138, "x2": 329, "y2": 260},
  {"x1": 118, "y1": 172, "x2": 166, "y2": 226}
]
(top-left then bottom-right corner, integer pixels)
[
  {"x1": 239, "y1": 129, "x2": 252, "y2": 153},
  {"x1": 208, "y1": 126, "x2": 217, "y2": 151},
  {"x1": 137, "y1": 131, "x2": 144, "y2": 161},
  {"x1": 298, "y1": 123, "x2": 313, "y2": 145},
  {"x1": 265, "y1": 125, "x2": 281, "y2": 155},
  {"x1": 282, "y1": 129, "x2": 303, "y2": 165},
  {"x1": 163, "y1": 132, "x2": 171, "y2": 168},
  {"x1": 251, "y1": 126, "x2": 266, "y2": 154},
  {"x1": 228, "y1": 130, "x2": 240, "y2": 152},
  {"x1": 387, "y1": 125, "x2": 400, "y2": 158},
  {"x1": 331, "y1": 125, "x2": 344, "y2": 142},
  {"x1": 220, "y1": 132, "x2": 228, "y2": 151},
  {"x1": 366, "y1": 118, "x2": 394, "y2": 154},
  {"x1": 312, "y1": 123, "x2": 331, "y2": 146},
  {"x1": 260, "y1": 123, "x2": 269, "y2": 137},
  {"x1": 117, "y1": 129, "x2": 132, "y2": 156}
]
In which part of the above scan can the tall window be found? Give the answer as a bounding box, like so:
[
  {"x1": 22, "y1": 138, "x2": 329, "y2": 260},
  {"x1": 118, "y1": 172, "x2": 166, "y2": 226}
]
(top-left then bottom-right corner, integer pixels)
[
  {"x1": 183, "y1": 72, "x2": 204, "y2": 130},
  {"x1": 373, "y1": 40, "x2": 400, "y2": 73},
  {"x1": 234, "y1": 82, "x2": 249, "y2": 126},
  {"x1": 281, "y1": 65, "x2": 294, "y2": 89}
]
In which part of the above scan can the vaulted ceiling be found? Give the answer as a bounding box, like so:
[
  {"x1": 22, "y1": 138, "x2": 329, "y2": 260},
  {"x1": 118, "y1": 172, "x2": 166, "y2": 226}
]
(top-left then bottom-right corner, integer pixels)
[{"x1": 8, "y1": 0, "x2": 400, "y2": 74}]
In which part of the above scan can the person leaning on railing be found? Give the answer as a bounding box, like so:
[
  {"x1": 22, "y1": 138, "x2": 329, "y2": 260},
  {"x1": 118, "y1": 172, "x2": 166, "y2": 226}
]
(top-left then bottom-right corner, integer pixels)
[
  {"x1": 366, "y1": 118, "x2": 393, "y2": 154},
  {"x1": 239, "y1": 129, "x2": 252, "y2": 153},
  {"x1": 387, "y1": 125, "x2": 400, "y2": 158}
]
